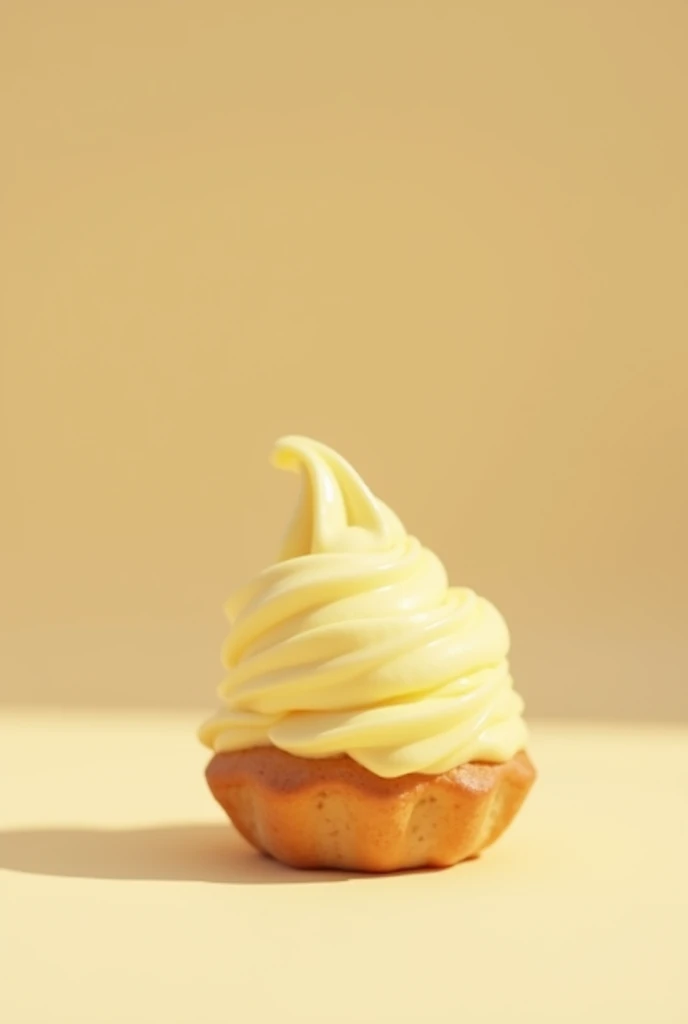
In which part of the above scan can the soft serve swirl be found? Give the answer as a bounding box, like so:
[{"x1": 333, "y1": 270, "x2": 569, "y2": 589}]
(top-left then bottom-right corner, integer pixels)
[{"x1": 199, "y1": 437, "x2": 527, "y2": 777}]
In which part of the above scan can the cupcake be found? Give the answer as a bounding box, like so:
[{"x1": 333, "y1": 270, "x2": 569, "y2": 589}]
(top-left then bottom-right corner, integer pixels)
[{"x1": 199, "y1": 437, "x2": 535, "y2": 872}]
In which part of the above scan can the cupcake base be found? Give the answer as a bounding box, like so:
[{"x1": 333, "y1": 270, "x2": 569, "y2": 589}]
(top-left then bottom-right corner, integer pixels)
[{"x1": 205, "y1": 747, "x2": 536, "y2": 872}]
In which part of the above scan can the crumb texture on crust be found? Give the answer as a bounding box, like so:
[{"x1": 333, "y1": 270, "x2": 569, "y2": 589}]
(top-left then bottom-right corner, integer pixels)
[{"x1": 205, "y1": 748, "x2": 536, "y2": 872}]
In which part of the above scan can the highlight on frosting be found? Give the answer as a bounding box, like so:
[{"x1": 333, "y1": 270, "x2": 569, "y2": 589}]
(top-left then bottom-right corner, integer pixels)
[{"x1": 199, "y1": 437, "x2": 527, "y2": 778}]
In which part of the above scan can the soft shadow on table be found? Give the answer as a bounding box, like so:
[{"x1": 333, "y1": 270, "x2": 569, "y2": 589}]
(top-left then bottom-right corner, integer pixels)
[{"x1": 0, "y1": 824, "x2": 373, "y2": 885}]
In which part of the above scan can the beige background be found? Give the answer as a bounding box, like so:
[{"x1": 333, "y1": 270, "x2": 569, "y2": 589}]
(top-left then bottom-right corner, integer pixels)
[{"x1": 1, "y1": 1, "x2": 687, "y2": 719}]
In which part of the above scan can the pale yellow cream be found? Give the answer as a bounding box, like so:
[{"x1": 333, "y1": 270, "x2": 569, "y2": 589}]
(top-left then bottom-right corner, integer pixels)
[{"x1": 199, "y1": 437, "x2": 527, "y2": 777}]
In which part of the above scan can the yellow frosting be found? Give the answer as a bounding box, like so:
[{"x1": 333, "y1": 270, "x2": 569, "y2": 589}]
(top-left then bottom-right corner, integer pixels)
[{"x1": 198, "y1": 437, "x2": 528, "y2": 778}]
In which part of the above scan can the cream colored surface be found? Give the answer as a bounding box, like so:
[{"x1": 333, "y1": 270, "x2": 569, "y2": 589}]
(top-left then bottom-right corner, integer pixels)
[
  {"x1": 2, "y1": 1, "x2": 688, "y2": 721},
  {"x1": 201, "y1": 437, "x2": 526, "y2": 775},
  {"x1": 1, "y1": 710, "x2": 686, "y2": 1023}
]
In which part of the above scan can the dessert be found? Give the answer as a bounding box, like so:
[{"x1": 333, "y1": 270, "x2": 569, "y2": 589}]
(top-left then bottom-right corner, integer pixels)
[{"x1": 199, "y1": 437, "x2": 535, "y2": 871}]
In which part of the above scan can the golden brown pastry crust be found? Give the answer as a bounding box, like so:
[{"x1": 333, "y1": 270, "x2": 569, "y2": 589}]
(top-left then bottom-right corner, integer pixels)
[{"x1": 205, "y1": 747, "x2": 536, "y2": 872}]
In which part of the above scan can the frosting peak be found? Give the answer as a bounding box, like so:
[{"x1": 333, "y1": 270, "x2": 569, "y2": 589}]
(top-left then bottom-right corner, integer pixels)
[
  {"x1": 272, "y1": 436, "x2": 405, "y2": 558},
  {"x1": 199, "y1": 437, "x2": 527, "y2": 777}
]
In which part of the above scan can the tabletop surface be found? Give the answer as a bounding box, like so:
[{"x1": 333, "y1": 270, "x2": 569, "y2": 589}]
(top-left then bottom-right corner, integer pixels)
[{"x1": 2, "y1": 710, "x2": 687, "y2": 1024}]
